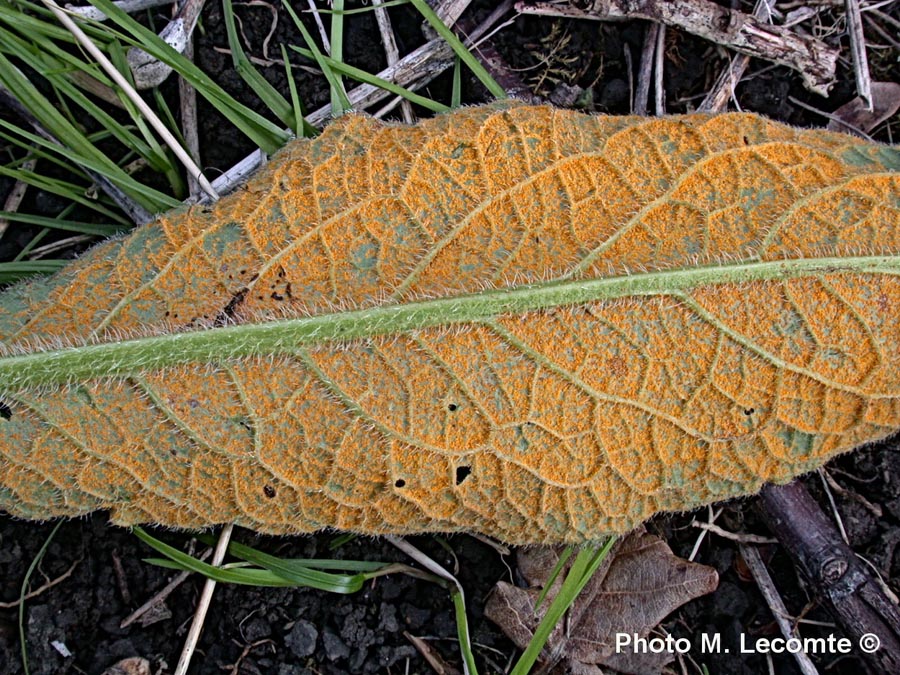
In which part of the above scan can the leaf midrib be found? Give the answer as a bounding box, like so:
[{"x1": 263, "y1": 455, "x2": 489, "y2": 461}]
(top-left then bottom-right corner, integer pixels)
[{"x1": 1, "y1": 255, "x2": 898, "y2": 390}]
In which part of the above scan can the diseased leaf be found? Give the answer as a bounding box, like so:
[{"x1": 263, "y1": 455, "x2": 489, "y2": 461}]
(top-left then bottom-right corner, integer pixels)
[
  {"x1": 485, "y1": 530, "x2": 718, "y2": 674},
  {"x1": 0, "y1": 101, "x2": 898, "y2": 543}
]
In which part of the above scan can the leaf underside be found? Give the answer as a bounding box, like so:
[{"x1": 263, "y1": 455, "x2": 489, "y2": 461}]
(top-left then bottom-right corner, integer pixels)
[{"x1": 1, "y1": 102, "x2": 898, "y2": 544}]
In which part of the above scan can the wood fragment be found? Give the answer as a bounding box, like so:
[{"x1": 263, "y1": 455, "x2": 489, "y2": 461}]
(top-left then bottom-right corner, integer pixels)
[
  {"x1": 844, "y1": 0, "x2": 873, "y2": 111},
  {"x1": 0, "y1": 156, "x2": 36, "y2": 241},
  {"x1": 699, "y1": 0, "x2": 776, "y2": 113},
  {"x1": 404, "y1": 631, "x2": 463, "y2": 675},
  {"x1": 125, "y1": 0, "x2": 206, "y2": 90},
  {"x1": 691, "y1": 521, "x2": 778, "y2": 545},
  {"x1": 634, "y1": 22, "x2": 659, "y2": 115},
  {"x1": 434, "y1": 0, "x2": 476, "y2": 28},
  {"x1": 739, "y1": 543, "x2": 821, "y2": 675},
  {"x1": 372, "y1": 0, "x2": 415, "y2": 123},
  {"x1": 173, "y1": 524, "x2": 233, "y2": 675},
  {"x1": 65, "y1": 0, "x2": 173, "y2": 21},
  {"x1": 119, "y1": 548, "x2": 212, "y2": 628},
  {"x1": 758, "y1": 481, "x2": 900, "y2": 674},
  {"x1": 0, "y1": 559, "x2": 79, "y2": 609},
  {"x1": 515, "y1": 0, "x2": 838, "y2": 94},
  {"x1": 179, "y1": 30, "x2": 202, "y2": 199},
  {"x1": 41, "y1": 0, "x2": 218, "y2": 200},
  {"x1": 653, "y1": 22, "x2": 665, "y2": 115},
  {"x1": 456, "y1": 0, "x2": 536, "y2": 102}
]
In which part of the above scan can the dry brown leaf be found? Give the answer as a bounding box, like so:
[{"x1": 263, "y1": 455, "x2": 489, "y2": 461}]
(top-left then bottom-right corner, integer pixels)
[
  {"x1": 485, "y1": 529, "x2": 718, "y2": 674},
  {"x1": 100, "y1": 657, "x2": 152, "y2": 675},
  {"x1": 827, "y1": 82, "x2": 900, "y2": 136}
]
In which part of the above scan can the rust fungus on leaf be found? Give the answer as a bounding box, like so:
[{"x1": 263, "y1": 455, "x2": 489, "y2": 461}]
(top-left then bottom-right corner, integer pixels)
[{"x1": 0, "y1": 102, "x2": 898, "y2": 543}]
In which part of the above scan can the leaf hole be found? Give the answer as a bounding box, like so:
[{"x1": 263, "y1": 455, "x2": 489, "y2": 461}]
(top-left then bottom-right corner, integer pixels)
[
  {"x1": 263, "y1": 484, "x2": 276, "y2": 499},
  {"x1": 394, "y1": 478, "x2": 406, "y2": 488},
  {"x1": 0, "y1": 401, "x2": 12, "y2": 420},
  {"x1": 455, "y1": 466, "x2": 472, "y2": 486}
]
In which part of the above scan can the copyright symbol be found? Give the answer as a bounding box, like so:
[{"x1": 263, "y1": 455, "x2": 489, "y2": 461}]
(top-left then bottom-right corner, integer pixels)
[{"x1": 860, "y1": 633, "x2": 880, "y2": 653}]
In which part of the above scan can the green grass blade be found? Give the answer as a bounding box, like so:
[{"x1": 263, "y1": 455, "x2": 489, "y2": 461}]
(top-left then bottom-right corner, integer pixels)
[
  {"x1": 209, "y1": 536, "x2": 387, "y2": 573},
  {"x1": 18, "y1": 521, "x2": 64, "y2": 675},
  {"x1": 282, "y1": 0, "x2": 352, "y2": 115},
  {"x1": 407, "y1": 0, "x2": 506, "y2": 99},
  {"x1": 317, "y1": 0, "x2": 410, "y2": 16},
  {"x1": 450, "y1": 586, "x2": 480, "y2": 675},
  {"x1": 0, "y1": 260, "x2": 70, "y2": 283},
  {"x1": 211, "y1": 538, "x2": 378, "y2": 592},
  {"x1": 533, "y1": 545, "x2": 574, "y2": 611},
  {"x1": 132, "y1": 527, "x2": 299, "y2": 586},
  {"x1": 509, "y1": 538, "x2": 616, "y2": 675},
  {"x1": 280, "y1": 44, "x2": 316, "y2": 137},
  {"x1": 329, "y1": 0, "x2": 345, "y2": 118},
  {"x1": 0, "y1": 50, "x2": 172, "y2": 211},
  {"x1": 288, "y1": 45, "x2": 450, "y2": 113},
  {"x1": 134, "y1": 527, "x2": 380, "y2": 593},
  {"x1": 0, "y1": 162, "x2": 128, "y2": 223},
  {"x1": 0, "y1": 211, "x2": 125, "y2": 237},
  {"x1": 86, "y1": 0, "x2": 291, "y2": 153},
  {"x1": 221, "y1": 0, "x2": 297, "y2": 133},
  {"x1": 142, "y1": 557, "x2": 300, "y2": 586},
  {"x1": 451, "y1": 56, "x2": 462, "y2": 108},
  {"x1": 0, "y1": 116, "x2": 179, "y2": 212}
]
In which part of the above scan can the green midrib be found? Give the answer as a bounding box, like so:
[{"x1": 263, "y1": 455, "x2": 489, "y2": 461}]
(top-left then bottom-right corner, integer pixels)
[{"x1": 1, "y1": 255, "x2": 898, "y2": 390}]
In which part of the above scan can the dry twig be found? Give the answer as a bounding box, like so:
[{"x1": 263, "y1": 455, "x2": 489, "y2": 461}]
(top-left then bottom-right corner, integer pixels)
[
  {"x1": 739, "y1": 543, "x2": 821, "y2": 675},
  {"x1": 173, "y1": 524, "x2": 234, "y2": 675},
  {"x1": 515, "y1": 0, "x2": 839, "y2": 94},
  {"x1": 844, "y1": 0, "x2": 872, "y2": 110},
  {"x1": 759, "y1": 481, "x2": 900, "y2": 673}
]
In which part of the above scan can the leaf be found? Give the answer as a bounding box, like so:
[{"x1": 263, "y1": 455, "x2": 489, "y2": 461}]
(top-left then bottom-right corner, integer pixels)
[
  {"x1": 827, "y1": 82, "x2": 900, "y2": 136},
  {"x1": 0, "y1": 102, "x2": 898, "y2": 543},
  {"x1": 485, "y1": 530, "x2": 718, "y2": 674}
]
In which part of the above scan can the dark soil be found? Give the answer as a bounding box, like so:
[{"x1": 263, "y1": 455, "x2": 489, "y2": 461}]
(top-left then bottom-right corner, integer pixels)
[{"x1": 1, "y1": 1, "x2": 899, "y2": 674}]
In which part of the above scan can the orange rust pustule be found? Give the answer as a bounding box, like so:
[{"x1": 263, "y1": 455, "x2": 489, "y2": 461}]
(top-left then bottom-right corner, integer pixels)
[{"x1": 0, "y1": 102, "x2": 898, "y2": 543}]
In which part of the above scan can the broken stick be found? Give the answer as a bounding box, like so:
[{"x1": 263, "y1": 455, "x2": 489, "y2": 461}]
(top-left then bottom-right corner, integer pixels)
[
  {"x1": 515, "y1": 0, "x2": 838, "y2": 95},
  {"x1": 758, "y1": 481, "x2": 900, "y2": 675}
]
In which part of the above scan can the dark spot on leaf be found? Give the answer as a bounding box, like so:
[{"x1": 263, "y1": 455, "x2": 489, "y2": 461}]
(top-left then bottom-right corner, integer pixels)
[
  {"x1": 455, "y1": 466, "x2": 471, "y2": 485},
  {"x1": 447, "y1": 403, "x2": 458, "y2": 412},
  {"x1": 744, "y1": 408, "x2": 755, "y2": 416},
  {"x1": 263, "y1": 484, "x2": 276, "y2": 499},
  {"x1": 215, "y1": 288, "x2": 248, "y2": 327},
  {"x1": 187, "y1": 399, "x2": 200, "y2": 409},
  {"x1": 271, "y1": 291, "x2": 285, "y2": 301},
  {"x1": 394, "y1": 479, "x2": 406, "y2": 488}
]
